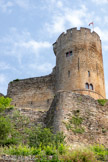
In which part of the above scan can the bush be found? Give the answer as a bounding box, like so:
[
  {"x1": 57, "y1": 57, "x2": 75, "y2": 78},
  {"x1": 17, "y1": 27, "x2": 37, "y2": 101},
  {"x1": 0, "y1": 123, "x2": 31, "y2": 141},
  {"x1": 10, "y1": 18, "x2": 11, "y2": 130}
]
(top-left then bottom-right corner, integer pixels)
[
  {"x1": 0, "y1": 96, "x2": 12, "y2": 113},
  {"x1": 44, "y1": 145, "x2": 56, "y2": 155},
  {"x1": 4, "y1": 145, "x2": 41, "y2": 156},
  {"x1": 98, "y1": 99, "x2": 108, "y2": 106},
  {"x1": 60, "y1": 149, "x2": 98, "y2": 162},
  {"x1": 90, "y1": 144, "x2": 108, "y2": 161},
  {"x1": 0, "y1": 117, "x2": 12, "y2": 140},
  {"x1": 29, "y1": 125, "x2": 65, "y2": 149}
]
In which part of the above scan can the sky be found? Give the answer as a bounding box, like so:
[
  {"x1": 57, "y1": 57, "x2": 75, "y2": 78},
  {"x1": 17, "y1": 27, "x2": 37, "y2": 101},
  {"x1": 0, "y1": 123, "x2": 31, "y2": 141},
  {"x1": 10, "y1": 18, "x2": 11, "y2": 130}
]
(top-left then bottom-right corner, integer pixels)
[{"x1": 0, "y1": 0, "x2": 108, "y2": 98}]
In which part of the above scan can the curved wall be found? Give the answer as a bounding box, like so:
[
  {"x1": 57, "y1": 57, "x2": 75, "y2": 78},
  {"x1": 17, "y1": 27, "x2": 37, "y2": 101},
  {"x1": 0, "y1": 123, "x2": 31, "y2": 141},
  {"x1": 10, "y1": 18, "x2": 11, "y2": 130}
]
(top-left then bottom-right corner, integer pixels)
[{"x1": 53, "y1": 27, "x2": 106, "y2": 99}]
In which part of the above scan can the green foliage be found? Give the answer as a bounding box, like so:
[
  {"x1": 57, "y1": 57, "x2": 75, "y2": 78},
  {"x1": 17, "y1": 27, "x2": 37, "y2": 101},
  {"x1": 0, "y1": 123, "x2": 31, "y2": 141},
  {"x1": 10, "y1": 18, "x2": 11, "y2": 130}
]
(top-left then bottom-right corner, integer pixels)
[
  {"x1": 58, "y1": 144, "x2": 66, "y2": 155},
  {"x1": 0, "y1": 96, "x2": 12, "y2": 113},
  {"x1": 98, "y1": 99, "x2": 108, "y2": 106},
  {"x1": 4, "y1": 145, "x2": 41, "y2": 156},
  {"x1": 72, "y1": 127, "x2": 85, "y2": 134},
  {"x1": 13, "y1": 79, "x2": 20, "y2": 82},
  {"x1": 29, "y1": 125, "x2": 65, "y2": 149},
  {"x1": 90, "y1": 144, "x2": 108, "y2": 161},
  {"x1": 60, "y1": 149, "x2": 98, "y2": 162},
  {"x1": 0, "y1": 117, "x2": 12, "y2": 140},
  {"x1": 69, "y1": 115, "x2": 83, "y2": 126},
  {"x1": 64, "y1": 113, "x2": 85, "y2": 134},
  {"x1": 44, "y1": 145, "x2": 56, "y2": 155}
]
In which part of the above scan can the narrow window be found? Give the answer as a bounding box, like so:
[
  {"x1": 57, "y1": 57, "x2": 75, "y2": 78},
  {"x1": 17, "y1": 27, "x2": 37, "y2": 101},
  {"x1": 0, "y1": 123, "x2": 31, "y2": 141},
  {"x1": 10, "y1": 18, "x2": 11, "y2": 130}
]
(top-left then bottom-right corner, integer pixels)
[
  {"x1": 78, "y1": 57, "x2": 80, "y2": 70},
  {"x1": 85, "y1": 83, "x2": 89, "y2": 89},
  {"x1": 31, "y1": 101, "x2": 33, "y2": 105},
  {"x1": 90, "y1": 84, "x2": 93, "y2": 90},
  {"x1": 68, "y1": 70, "x2": 70, "y2": 77},
  {"x1": 69, "y1": 51, "x2": 72, "y2": 56},
  {"x1": 66, "y1": 51, "x2": 72, "y2": 57},
  {"x1": 88, "y1": 71, "x2": 90, "y2": 77},
  {"x1": 66, "y1": 52, "x2": 69, "y2": 57}
]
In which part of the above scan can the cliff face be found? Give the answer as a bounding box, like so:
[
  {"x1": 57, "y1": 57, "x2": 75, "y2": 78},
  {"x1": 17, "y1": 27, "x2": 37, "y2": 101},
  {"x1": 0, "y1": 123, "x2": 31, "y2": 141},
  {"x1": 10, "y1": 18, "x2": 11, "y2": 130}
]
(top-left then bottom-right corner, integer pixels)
[{"x1": 45, "y1": 92, "x2": 108, "y2": 147}]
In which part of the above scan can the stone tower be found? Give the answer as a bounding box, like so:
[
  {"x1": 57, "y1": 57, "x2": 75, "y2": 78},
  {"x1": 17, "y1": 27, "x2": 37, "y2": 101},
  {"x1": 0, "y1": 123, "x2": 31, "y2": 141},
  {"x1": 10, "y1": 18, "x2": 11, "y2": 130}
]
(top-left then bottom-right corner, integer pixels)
[{"x1": 53, "y1": 27, "x2": 106, "y2": 99}]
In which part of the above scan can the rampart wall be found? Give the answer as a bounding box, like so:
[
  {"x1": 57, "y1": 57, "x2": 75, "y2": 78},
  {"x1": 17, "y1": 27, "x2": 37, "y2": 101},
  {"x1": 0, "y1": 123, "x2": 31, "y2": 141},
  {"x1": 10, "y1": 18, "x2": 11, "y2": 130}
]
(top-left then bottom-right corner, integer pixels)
[
  {"x1": 7, "y1": 73, "x2": 55, "y2": 111},
  {"x1": 45, "y1": 92, "x2": 108, "y2": 147}
]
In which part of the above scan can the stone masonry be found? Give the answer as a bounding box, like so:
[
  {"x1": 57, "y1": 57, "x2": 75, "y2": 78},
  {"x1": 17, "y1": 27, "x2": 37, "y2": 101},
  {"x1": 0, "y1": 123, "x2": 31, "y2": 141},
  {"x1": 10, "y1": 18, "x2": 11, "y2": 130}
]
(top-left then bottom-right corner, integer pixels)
[
  {"x1": 5, "y1": 27, "x2": 108, "y2": 147},
  {"x1": 7, "y1": 27, "x2": 106, "y2": 110}
]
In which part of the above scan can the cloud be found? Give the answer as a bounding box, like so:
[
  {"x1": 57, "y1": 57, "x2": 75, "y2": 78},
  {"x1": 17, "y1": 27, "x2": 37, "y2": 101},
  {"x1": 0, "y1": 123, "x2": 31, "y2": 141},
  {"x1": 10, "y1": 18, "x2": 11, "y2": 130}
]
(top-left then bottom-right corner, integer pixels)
[
  {"x1": 45, "y1": 5, "x2": 88, "y2": 35},
  {"x1": 0, "y1": 28, "x2": 51, "y2": 64},
  {"x1": 29, "y1": 63, "x2": 53, "y2": 73},
  {"x1": 94, "y1": 27, "x2": 108, "y2": 42},
  {"x1": 0, "y1": 62, "x2": 11, "y2": 70},
  {"x1": 0, "y1": 0, "x2": 13, "y2": 13},
  {"x1": 92, "y1": 0, "x2": 108, "y2": 4},
  {"x1": 0, "y1": 74, "x2": 7, "y2": 84},
  {"x1": 0, "y1": 0, "x2": 35, "y2": 13}
]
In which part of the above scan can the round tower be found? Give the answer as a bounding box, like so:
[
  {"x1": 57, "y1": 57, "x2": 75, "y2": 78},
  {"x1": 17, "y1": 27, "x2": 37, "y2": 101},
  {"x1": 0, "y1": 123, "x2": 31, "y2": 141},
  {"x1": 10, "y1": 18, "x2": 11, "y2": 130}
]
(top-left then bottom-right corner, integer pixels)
[{"x1": 53, "y1": 27, "x2": 106, "y2": 99}]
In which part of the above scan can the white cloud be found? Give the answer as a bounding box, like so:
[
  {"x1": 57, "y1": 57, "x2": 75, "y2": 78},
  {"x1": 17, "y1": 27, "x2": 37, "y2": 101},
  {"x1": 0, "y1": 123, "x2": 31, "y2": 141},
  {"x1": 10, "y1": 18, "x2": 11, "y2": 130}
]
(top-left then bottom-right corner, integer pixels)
[
  {"x1": 45, "y1": 5, "x2": 88, "y2": 35},
  {"x1": 0, "y1": 0, "x2": 13, "y2": 13},
  {"x1": 0, "y1": 28, "x2": 51, "y2": 64},
  {"x1": 92, "y1": 0, "x2": 108, "y2": 4},
  {"x1": 14, "y1": 0, "x2": 31, "y2": 10},
  {"x1": 0, "y1": 62, "x2": 11, "y2": 70},
  {"x1": 0, "y1": 0, "x2": 34, "y2": 13},
  {"x1": 94, "y1": 27, "x2": 108, "y2": 42},
  {"x1": 21, "y1": 41, "x2": 51, "y2": 52},
  {"x1": 29, "y1": 63, "x2": 53, "y2": 73},
  {"x1": 0, "y1": 74, "x2": 7, "y2": 84}
]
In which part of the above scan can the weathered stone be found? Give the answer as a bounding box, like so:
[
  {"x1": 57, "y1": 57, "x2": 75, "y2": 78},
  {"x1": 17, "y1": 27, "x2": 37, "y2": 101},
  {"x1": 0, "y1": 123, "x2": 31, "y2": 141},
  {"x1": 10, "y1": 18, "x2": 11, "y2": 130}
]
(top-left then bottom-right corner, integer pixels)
[{"x1": 45, "y1": 92, "x2": 108, "y2": 147}]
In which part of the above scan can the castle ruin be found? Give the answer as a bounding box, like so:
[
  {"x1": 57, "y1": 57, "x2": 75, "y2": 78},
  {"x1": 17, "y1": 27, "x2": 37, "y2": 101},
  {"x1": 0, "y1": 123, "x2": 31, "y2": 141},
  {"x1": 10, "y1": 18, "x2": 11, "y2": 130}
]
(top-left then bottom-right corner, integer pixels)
[
  {"x1": 6, "y1": 27, "x2": 108, "y2": 147},
  {"x1": 7, "y1": 27, "x2": 106, "y2": 109}
]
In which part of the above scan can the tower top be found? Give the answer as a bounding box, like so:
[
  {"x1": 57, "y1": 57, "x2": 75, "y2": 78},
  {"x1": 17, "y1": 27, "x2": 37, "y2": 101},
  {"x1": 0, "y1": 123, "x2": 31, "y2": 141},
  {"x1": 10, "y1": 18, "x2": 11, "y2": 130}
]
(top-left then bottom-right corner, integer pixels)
[{"x1": 53, "y1": 27, "x2": 101, "y2": 55}]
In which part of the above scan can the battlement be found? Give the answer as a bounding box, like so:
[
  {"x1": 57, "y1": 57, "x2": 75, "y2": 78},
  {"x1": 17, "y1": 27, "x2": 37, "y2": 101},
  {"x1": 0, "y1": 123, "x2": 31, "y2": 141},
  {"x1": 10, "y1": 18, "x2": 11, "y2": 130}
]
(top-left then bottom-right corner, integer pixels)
[{"x1": 53, "y1": 27, "x2": 101, "y2": 55}]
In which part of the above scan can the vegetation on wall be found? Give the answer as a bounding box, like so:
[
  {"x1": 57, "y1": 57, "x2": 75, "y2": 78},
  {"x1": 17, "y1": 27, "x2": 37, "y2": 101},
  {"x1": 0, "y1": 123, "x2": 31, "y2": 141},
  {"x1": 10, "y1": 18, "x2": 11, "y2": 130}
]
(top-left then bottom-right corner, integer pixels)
[
  {"x1": 98, "y1": 99, "x2": 108, "y2": 106},
  {"x1": 63, "y1": 110, "x2": 85, "y2": 134},
  {"x1": 0, "y1": 97, "x2": 108, "y2": 161}
]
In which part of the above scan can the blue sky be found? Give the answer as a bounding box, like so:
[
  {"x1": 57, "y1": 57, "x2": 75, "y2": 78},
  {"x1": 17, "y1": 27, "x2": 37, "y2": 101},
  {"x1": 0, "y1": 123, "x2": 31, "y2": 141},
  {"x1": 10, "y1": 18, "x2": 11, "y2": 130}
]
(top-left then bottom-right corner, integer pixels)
[{"x1": 0, "y1": 0, "x2": 108, "y2": 98}]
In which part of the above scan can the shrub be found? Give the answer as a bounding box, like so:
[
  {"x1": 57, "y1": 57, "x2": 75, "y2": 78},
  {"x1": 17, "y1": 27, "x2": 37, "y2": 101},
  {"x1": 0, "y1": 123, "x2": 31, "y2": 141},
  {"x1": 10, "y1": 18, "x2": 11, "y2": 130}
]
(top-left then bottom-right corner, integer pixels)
[
  {"x1": 90, "y1": 144, "x2": 108, "y2": 161},
  {"x1": 44, "y1": 145, "x2": 56, "y2": 155},
  {"x1": 59, "y1": 149, "x2": 98, "y2": 162},
  {"x1": 13, "y1": 79, "x2": 20, "y2": 82},
  {"x1": 98, "y1": 99, "x2": 108, "y2": 106},
  {"x1": 0, "y1": 117, "x2": 12, "y2": 140},
  {"x1": 4, "y1": 145, "x2": 41, "y2": 156},
  {"x1": 58, "y1": 144, "x2": 66, "y2": 155},
  {"x1": 29, "y1": 125, "x2": 65, "y2": 149},
  {"x1": 0, "y1": 96, "x2": 12, "y2": 113}
]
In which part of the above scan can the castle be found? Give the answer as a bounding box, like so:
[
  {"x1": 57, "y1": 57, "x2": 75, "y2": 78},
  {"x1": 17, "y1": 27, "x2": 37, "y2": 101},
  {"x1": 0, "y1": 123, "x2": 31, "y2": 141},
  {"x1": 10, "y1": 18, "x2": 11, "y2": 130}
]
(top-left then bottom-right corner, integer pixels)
[
  {"x1": 7, "y1": 27, "x2": 108, "y2": 147},
  {"x1": 7, "y1": 27, "x2": 106, "y2": 110}
]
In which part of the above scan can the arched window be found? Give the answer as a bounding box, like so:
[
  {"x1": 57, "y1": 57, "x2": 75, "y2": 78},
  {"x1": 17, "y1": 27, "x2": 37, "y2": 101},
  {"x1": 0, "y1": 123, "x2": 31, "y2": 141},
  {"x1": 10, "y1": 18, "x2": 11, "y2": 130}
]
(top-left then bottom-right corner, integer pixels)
[
  {"x1": 85, "y1": 83, "x2": 89, "y2": 89},
  {"x1": 90, "y1": 84, "x2": 93, "y2": 90}
]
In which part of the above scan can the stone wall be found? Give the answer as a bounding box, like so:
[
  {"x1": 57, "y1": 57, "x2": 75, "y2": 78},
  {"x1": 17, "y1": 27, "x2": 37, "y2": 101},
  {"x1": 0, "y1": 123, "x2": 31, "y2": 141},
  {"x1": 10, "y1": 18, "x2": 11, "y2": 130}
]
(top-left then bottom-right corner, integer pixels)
[
  {"x1": 45, "y1": 92, "x2": 108, "y2": 147},
  {"x1": 7, "y1": 73, "x2": 55, "y2": 111},
  {"x1": 53, "y1": 27, "x2": 106, "y2": 99}
]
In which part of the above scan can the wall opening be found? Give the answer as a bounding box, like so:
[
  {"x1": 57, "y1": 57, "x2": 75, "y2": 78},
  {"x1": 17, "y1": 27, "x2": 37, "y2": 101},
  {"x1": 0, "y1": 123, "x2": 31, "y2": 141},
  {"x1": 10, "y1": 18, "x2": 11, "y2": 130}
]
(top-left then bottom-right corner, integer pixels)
[
  {"x1": 66, "y1": 51, "x2": 72, "y2": 57},
  {"x1": 85, "y1": 83, "x2": 89, "y2": 89},
  {"x1": 68, "y1": 70, "x2": 70, "y2": 77},
  {"x1": 88, "y1": 71, "x2": 90, "y2": 77},
  {"x1": 78, "y1": 57, "x2": 80, "y2": 70},
  {"x1": 90, "y1": 84, "x2": 93, "y2": 90}
]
